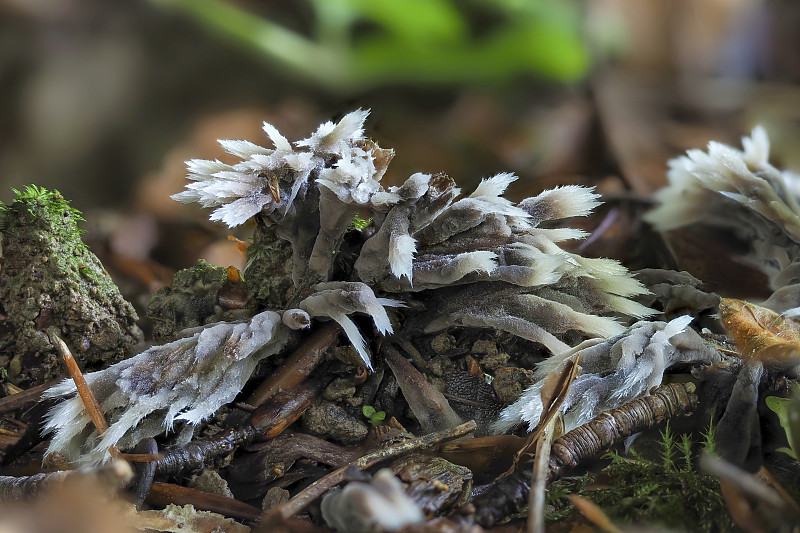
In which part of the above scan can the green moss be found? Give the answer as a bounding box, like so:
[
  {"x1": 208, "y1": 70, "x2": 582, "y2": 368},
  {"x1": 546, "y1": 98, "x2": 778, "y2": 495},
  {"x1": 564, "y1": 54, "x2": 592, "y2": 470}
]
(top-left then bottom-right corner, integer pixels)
[
  {"x1": 547, "y1": 423, "x2": 735, "y2": 532},
  {"x1": 348, "y1": 215, "x2": 373, "y2": 231},
  {"x1": 147, "y1": 259, "x2": 253, "y2": 340},
  {"x1": 0, "y1": 186, "x2": 142, "y2": 385},
  {"x1": 243, "y1": 219, "x2": 294, "y2": 309},
  {"x1": 1, "y1": 186, "x2": 86, "y2": 244}
]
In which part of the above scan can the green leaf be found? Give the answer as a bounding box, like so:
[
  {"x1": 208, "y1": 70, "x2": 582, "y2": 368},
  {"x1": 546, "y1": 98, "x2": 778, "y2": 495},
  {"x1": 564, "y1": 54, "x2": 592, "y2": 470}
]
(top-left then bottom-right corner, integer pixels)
[
  {"x1": 776, "y1": 446, "x2": 797, "y2": 460},
  {"x1": 347, "y1": 0, "x2": 465, "y2": 43},
  {"x1": 151, "y1": 0, "x2": 589, "y2": 90},
  {"x1": 372, "y1": 410, "x2": 386, "y2": 421},
  {"x1": 362, "y1": 405, "x2": 376, "y2": 418},
  {"x1": 766, "y1": 383, "x2": 800, "y2": 461}
]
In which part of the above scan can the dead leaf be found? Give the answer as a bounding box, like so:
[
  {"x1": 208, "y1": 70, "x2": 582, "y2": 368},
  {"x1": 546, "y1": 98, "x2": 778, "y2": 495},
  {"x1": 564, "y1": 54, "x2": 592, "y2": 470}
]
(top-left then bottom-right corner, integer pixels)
[
  {"x1": 719, "y1": 298, "x2": 800, "y2": 367},
  {"x1": 466, "y1": 355, "x2": 483, "y2": 378},
  {"x1": 439, "y1": 435, "x2": 526, "y2": 480},
  {"x1": 568, "y1": 494, "x2": 626, "y2": 533},
  {"x1": 508, "y1": 356, "x2": 580, "y2": 473},
  {"x1": 132, "y1": 504, "x2": 250, "y2": 533},
  {"x1": 720, "y1": 480, "x2": 766, "y2": 533}
]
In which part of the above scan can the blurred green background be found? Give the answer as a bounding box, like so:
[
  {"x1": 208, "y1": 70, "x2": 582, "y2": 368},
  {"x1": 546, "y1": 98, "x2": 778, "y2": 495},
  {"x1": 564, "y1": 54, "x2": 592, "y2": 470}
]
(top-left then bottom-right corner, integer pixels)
[{"x1": 1, "y1": 0, "x2": 799, "y2": 294}]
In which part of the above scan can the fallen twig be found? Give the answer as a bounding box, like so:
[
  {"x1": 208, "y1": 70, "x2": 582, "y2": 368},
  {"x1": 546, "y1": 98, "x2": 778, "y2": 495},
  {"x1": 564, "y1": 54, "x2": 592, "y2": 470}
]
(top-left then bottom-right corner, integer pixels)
[
  {"x1": 0, "y1": 460, "x2": 132, "y2": 502},
  {"x1": 152, "y1": 379, "x2": 323, "y2": 477},
  {"x1": 247, "y1": 322, "x2": 340, "y2": 407},
  {"x1": 146, "y1": 482, "x2": 261, "y2": 522},
  {"x1": 0, "y1": 381, "x2": 57, "y2": 415},
  {"x1": 528, "y1": 415, "x2": 558, "y2": 533},
  {"x1": 261, "y1": 419, "x2": 477, "y2": 524},
  {"x1": 473, "y1": 382, "x2": 699, "y2": 527},
  {"x1": 568, "y1": 494, "x2": 626, "y2": 533},
  {"x1": 522, "y1": 356, "x2": 578, "y2": 533},
  {"x1": 50, "y1": 332, "x2": 109, "y2": 434}
]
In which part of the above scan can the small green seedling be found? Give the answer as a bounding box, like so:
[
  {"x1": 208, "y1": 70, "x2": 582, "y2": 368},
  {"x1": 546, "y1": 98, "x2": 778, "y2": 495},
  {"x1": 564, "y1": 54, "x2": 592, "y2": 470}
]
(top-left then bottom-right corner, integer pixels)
[
  {"x1": 362, "y1": 405, "x2": 386, "y2": 426},
  {"x1": 349, "y1": 215, "x2": 373, "y2": 231}
]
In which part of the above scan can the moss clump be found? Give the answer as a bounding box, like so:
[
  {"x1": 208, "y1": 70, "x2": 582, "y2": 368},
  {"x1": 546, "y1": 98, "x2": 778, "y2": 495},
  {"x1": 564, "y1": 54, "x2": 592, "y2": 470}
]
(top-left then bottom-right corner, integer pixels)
[
  {"x1": 0, "y1": 186, "x2": 142, "y2": 385},
  {"x1": 147, "y1": 259, "x2": 253, "y2": 340},
  {"x1": 243, "y1": 219, "x2": 294, "y2": 309},
  {"x1": 547, "y1": 423, "x2": 735, "y2": 532}
]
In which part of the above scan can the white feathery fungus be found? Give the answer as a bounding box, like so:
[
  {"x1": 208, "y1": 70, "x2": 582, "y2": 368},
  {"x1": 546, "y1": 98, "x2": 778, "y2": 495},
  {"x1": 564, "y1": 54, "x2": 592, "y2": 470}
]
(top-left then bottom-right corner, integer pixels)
[
  {"x1": 320, "y1": 468, "x2": 424, "y2": 533},
  {"x1": 295, "y1": 108, "x2": 370, "y2": 155},
  {"x1": 298, "y1": 282, "x2": 404, "y2": 371},
  {"x1": 174, "y1": 110, "x2": 652, "y2": 352},
  {"x1": 492, "y1": 316, "x2": 722, "y2": 434},
  {"x1": 645, "y1": 127, "x2": 800, "y2": 312},
  {"x1": 174, "y1": 109, "x2": 393, "y2": 285},
  {"x1": 174, "y1": 125, "x2": 316, "y2": 227},
  {"x1": 42, "y1": 311, "x2": 287, "y2": 464},
  {"x1": 518, "y1": 184, "x2": 601, "y2": 225},
  {"x1": 42, "y1": 110, "x2": 661, "y2": 465}
]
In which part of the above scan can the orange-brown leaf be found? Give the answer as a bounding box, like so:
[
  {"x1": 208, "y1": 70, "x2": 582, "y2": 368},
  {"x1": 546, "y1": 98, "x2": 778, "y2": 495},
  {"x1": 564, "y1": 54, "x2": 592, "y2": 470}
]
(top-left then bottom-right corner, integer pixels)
[{"x1": 719, "y1": 298, "x2": 800, "y2": 367}]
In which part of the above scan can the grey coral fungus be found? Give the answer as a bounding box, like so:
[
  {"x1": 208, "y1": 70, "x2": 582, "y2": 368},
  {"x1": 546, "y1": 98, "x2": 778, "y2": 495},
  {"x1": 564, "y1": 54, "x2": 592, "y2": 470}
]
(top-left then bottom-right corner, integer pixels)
[
  {"x1": 44, "y1": 110, "x2": 657, "y2": 464},
  {"x1": 43, "y1": 311, "x2": 287, "y2": 464},
  {"x1": 321, "y1": 469, "x2": 424, "y2": 533},
  {"x1": 645, "y1": 127, "x2": 800, "y2": 313},
  {"x1": 493, "y1": 316, "x2": 721, "y2": 434},
  {"x1": 298, "y1": 282, "x2": 403, "y2": 370}
]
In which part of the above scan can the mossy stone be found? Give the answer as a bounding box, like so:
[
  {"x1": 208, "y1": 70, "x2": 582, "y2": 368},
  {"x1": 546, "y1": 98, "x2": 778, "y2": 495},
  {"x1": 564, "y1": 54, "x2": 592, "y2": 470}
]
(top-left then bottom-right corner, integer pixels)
[
  {"x1": 147, "y1": 259, "x2": 253, "y2": 341},
  {"x1": 243, "y1": 219, "x2": 294, "y2": 309},
  {"x1": 0, "y1": 186, "x2": 142, "y2": 385}
]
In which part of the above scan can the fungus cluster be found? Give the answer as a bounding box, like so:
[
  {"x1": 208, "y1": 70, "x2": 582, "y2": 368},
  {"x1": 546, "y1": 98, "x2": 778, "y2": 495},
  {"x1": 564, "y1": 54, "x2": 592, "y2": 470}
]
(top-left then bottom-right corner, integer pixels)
[
  {"x1": 645, "y1": 127, "x2": 800, "y2": 313},
  {"x1": 45, "y1": 110, "x2": 659, "y2": 463}
]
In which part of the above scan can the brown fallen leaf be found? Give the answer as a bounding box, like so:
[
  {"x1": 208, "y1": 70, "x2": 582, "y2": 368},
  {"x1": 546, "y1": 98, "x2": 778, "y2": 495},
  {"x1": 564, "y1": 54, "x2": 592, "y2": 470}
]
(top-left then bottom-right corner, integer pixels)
[
  {"x1": 568, "y1": 494, "x2": 626, "y2": 533},
  {"x1": 439, "y1": 435, "x2": 526, "y2": 481},
  {"x1": 719, "y1": 298, "x2": 800, "y2": 367},
  {"x1": 509, "y1": 355, "x2": 580, "y2": 473}
]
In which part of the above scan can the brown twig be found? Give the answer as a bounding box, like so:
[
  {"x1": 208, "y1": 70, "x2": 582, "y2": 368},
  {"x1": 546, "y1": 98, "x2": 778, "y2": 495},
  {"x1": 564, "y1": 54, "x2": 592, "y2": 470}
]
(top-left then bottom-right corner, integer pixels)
[
  {"x1": 247, "y1": 322, "x2": 340, "y2": 407},
  {"x1": 262, "y1": 420, "x2": 477, "y2": 525},
  {"x1": 152, "y1": 379, "x2": 323, "y2": 477},
  {"x1": 473, "y1": 382, "x2": 699, "y2": 527},
  {"x1": 50, "y1": 333, "x2": 109, "y2": 434},
  {"x1": 0, "y1": 460, "x2": 133, "y2": 502},
  {"x1": 548, "y1": 382, "x2": 697, "y2": 480},
  {"x1": 146, "y1": 482, "x2": 261, "y2": 522},
  {"x1": 568, "y1": 494, "x2": 626, "y2": 533},
  {"x1": 0, "y1": 381, "x2": 57, "y2": 415}
]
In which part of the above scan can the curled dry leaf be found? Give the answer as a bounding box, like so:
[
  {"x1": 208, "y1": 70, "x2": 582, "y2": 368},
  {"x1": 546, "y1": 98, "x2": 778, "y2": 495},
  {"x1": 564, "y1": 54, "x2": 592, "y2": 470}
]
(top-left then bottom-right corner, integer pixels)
[
  {"x1": 509, "y1": 356, "x2": 579, "y2": 473},
  {"x1": 719, "y1": 297, "x2": 800, "y2": 367},
  {"x1": 132, "y1": 503, "x2": 250, "y2": 533}
]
